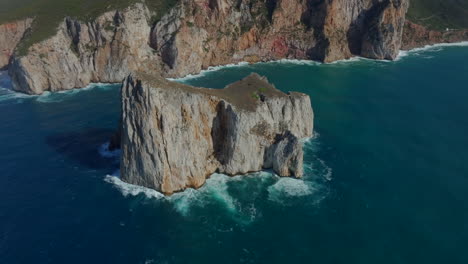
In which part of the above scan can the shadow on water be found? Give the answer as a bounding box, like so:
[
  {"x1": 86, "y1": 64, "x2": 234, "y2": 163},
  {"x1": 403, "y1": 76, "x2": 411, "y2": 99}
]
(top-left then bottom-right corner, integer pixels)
[{"x1": 45, "y1": 128, "x2": 118, "y2": 170}]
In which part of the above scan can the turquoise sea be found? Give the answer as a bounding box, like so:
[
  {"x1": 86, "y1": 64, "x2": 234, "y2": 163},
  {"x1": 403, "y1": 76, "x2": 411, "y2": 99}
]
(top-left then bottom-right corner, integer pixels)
[{"x1": 1, "y1": 44, "x2": 468, "y2": 264}]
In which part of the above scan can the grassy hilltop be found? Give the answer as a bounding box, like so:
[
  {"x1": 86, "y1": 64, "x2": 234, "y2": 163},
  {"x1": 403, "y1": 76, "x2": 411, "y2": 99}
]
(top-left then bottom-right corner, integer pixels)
[
  {"x1": 407, "y1": 0, "x2": 468, "y2": 30},
  {"x1": 0, "y1": 0, "x2": 467, "y2": 54}
]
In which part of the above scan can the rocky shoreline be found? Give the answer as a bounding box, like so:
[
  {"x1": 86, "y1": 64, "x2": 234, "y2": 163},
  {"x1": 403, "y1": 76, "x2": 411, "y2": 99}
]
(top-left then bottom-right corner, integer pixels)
[
  {"x1": 2, "y1": 1, "x2": 467, "y2": 95},
  {"x1": 1, "y1": 0, "x2": 411, "y2": 95}
]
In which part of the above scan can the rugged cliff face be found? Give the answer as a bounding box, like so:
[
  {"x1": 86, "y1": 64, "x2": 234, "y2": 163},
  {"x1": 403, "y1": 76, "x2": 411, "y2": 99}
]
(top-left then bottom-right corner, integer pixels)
[
  {"x1": 120, "y1": 72, "x2": 313, "y2": 194},
  {"x1": 360, "y1": 0, "x2": 409, "y2": 59},
  {"x1": 2, "y1": 0, "x2": 409, "y2": 94},
  {"x1": 401, "y1": 21, "x2": 468, "y2": 50},
  {"x1": 0, "y1": 18, "x2": 32, "y2": 70},
  {"x1": 9, "y1": 4, "x2": 156, "y2": 94}
]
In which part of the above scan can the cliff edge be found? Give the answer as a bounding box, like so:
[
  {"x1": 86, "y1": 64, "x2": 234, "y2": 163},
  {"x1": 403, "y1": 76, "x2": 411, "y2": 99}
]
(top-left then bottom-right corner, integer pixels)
[
  {"x1": 2, "y1": 0, "x2": 410, "y2": 94},
  {"x1": 119, "y1": 72, "x2": 313, "y2": 194}
]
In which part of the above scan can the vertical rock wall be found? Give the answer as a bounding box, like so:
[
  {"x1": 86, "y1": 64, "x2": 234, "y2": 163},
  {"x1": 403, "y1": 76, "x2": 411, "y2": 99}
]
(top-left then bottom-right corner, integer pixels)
[
  {"x1": 120, "y1": 73, "x2": 314, "y2": 194},
  {"x1": 2, "y1": 0, "x2": 409, "y2": 94}
]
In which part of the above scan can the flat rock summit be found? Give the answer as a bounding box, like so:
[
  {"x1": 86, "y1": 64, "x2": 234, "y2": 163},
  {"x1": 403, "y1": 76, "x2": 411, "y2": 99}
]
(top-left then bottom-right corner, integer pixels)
[{"x1": 119, "y1": 73, "x2": 313, "y2": 194}]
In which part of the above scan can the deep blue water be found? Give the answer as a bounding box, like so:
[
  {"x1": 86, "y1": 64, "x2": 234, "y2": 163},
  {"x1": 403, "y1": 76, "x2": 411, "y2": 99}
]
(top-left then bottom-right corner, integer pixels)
[{"x1": 1, "y1": 44, "x2": 468, "y2": 264}]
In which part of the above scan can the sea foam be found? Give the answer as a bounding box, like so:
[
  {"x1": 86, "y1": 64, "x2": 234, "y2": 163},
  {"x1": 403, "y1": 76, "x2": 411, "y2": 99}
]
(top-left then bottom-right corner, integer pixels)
[
  {"x1": 267, "y1": 177, "x2": 314, "y2": 202},
  {"x1": 36, "y1": 83, "x2": 118, "y2": 103},
  {"x1": 105, "y1": 169, "x2": 325, "y2": 224},
  {"x1": 168, "y1": 61, "x2": 250, "y2": 82},
  {"x1": 102, "y1": 130, "x2": 330, "y2": 220},
  {"x1": 104, "y1": 175, "x2": 165, "y2": 199},
  {"x1": 397, "y1": 41, "x2": 468, "y2": 60},
  {"x1": 0, "y1": 71, "x2": 33, "y2": 103},
  {"x1": 99, "y1": 142, "x2": 121, "y2": 159}
]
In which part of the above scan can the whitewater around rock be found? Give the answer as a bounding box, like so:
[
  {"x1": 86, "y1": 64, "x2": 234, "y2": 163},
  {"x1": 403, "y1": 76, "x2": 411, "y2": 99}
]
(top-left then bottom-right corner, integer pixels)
[{"x1": 118, "y1": 72, "x2": 313, "y2": 194}]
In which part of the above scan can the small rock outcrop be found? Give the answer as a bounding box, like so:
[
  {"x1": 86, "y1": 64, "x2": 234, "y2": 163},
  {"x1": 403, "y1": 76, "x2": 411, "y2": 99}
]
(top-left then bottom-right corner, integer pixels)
[
  {"x1": 2, "y1": 0, "x2": 410, "y2": 94},
  {"x1": 119, "y1": 72, "x2": 313, "y2": 194}
]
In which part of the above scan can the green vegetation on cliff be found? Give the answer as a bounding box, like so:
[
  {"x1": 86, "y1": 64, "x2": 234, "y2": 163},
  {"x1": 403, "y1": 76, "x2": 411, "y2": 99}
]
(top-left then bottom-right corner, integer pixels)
[
  {"x1": 407, "y1": 0, "x2": 468, "y2": 30},
  {"x1": 1, "y1": 0, "x2": 468, "y2": 56},
  {"x1": 0, "y1": 0, "x2": 178, "y2": 55}
]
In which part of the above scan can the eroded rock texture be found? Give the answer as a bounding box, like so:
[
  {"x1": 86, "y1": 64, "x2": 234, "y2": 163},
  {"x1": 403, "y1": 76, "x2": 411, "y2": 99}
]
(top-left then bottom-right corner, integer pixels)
[
  {"x1": 119, "y1": 73, "x2": 313, "y2": 194},
  {"x1": 2, "y1": 0, "x2": 409, "y2": 94}
]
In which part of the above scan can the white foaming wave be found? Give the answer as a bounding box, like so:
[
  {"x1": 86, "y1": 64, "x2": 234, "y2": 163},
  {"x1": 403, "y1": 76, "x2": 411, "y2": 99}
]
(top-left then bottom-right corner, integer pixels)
[
  {"x1": 168, "y1": 173, "x2": 256, "y2": 217},
  {"x1": 105, "y1": 171, "x2": 325, "y2": 220},
  {"x1": 104, "y1": 175, "x2": 165, "y2": 199},
  {"x1": 104, "y1": 173, "x2": 237, "y2": 212},
  {"x1": 35, "y1": 82, "x2": 118, "y2": 103},
  {"x1": 168, "y1": 188, "x2": 201, "y2": 216},
  {"x1": 98, "y1": 142, "x2": 121, "y2": 159},
  {"x1": 104, "y1": 173, "x2": 242, "y2": 218},
  {"x1": 168, "y1": 40, "x2": 468, "y2": 82},
  {"x1": 201, "y1": 174, "x2": 238, "y2": 212},
  {"x1": 301, "y1": 131, "x2": 320, "y2": 145},
  {"x1": 267, "y1": 58, "x2": 321, "y2": 66},
  {"x1": 329, "y1": 56, "x2": 366, "y2": 64},
  {"x1": 168, "y1": 61, "x2": 250, "y2": 82},
  {"x1": 301, "y1": 131, "x2": 333, "y2": 182},
  {"x1": 397, "y1": 41, "x2": 468, "y2": 60},
  {"x1": 302, "y1": 131, "x2": 321, "y2": 153},
  {"x1": 0, "y1": 71, "x2": 34, "y2": 103},
  {"x1": 87, "y1": 82, "x2": 118, "y2": 90},
  {"x1": 35, "y1": 91, "x2": 60, "y2": 103},
  {"x1": 317, "y1": 159, "x2": 333, "y2": 181},
  {"x1": 104, "y1": 172, "x2": 270, "y2": 223},
  {"x1": 0, "y1": 89, "x2": 32, "y2": 103},
  {"x1": 267, "y1": 177, "x2": 315, "y2": 204}
]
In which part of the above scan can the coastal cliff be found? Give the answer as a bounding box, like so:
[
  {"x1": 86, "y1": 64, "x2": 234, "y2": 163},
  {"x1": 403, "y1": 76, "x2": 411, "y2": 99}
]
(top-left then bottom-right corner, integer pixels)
[
  {"x1": 401, "y1": 21, "x2": 468, "y2": 50},
  {"x1": 2, "y1": 0, "x2": 410, "y2": 94},
  {"x1": 119, "y1": 72, "x2": 313, "y2": 194}
]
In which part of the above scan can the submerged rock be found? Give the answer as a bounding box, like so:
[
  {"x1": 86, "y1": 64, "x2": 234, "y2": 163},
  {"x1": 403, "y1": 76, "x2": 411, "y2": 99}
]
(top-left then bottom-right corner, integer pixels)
[{"x1": 119, "y1": 72, "x2": 313, "y2": 194}]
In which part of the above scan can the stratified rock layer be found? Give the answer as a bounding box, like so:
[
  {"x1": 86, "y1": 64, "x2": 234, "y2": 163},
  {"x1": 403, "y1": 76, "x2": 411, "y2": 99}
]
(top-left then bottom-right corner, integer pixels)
[
  {"x1": 120, "y1": 72, "x2": 313, "y2": 194},
  {"x1": 3, "y1": 0, "x2": 409, "y2": 94}
]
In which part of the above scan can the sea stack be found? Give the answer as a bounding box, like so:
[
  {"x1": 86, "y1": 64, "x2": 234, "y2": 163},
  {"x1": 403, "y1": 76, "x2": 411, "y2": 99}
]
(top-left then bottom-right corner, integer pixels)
[{"x1": 119, "y1": 72, "x2": 314, "y2": 194}]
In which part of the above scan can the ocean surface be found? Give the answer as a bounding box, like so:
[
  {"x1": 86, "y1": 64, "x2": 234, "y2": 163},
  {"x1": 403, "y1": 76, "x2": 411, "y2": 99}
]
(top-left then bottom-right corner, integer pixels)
[{"x1": 1, "y1": 44, "x2": 468, "y2": 264}]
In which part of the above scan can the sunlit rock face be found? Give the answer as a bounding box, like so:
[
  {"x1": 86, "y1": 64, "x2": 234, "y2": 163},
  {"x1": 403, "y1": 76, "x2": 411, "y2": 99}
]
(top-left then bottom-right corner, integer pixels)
[
  {"x1": 119, "y1": 73, "x2": 313, "y2": 194},
  {"x1": 3, "y1": 0, "x2": 409, "y2": 94}
]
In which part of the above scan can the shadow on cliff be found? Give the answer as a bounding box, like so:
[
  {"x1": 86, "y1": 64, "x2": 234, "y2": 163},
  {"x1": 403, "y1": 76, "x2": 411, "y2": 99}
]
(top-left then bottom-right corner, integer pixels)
[
  {"x1": 45, "y1": 128, "x2": 119, "y2": 170},
  {"x1": 211, "y1": 101, "x2": 237, "y2": 166},
  {"x1": 301, "y1": 0, "x2": 327, "y2": 61}
]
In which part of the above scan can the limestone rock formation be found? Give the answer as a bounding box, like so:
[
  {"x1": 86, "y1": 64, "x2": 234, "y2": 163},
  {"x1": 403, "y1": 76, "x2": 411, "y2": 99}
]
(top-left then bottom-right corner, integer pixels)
[
  {"x1": 119, "y1": 72, "x2": 313, "y2": 194},
  {"x1": 9, "y1": 4, "x2": 156, "y2": 94},
  {"x1": 360, "y1": 0, "x2": 409, "y2": 59},
  {"x1": 1, "y1": 0, "x2": 409, "y2": 94}
]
